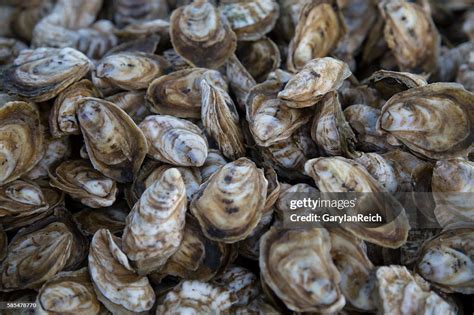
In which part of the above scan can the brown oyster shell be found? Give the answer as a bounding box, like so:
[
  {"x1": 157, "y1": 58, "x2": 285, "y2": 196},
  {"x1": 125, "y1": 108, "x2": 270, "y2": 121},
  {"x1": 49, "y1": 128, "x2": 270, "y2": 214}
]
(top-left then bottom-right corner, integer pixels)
[
  {"x1": 279, "y1": 57, "x2": 351, "y2": 108},
  {"x1": 260, "y1": 227, "x2": 345, "y2": 313},
  {"x1": 355, "y1": 152, "x2": 401, "y2": 193},
  {"x1": 190, "y1": 158, "x2": 268, "y2": 243},
  {"x1": 113, "y1": 0, "x2": 169, "y2": 28},
  {"x1": 287, "y1": 0, "x2": 346, "y2": 72},
  {"x1": 139, "y1": 115, "x2": 208, "y2": 167},
  {"x1": 146, "y1": 68, "x2": 207, "y2": 119},
  {"x1": 223, "y1": 54, "x2": 256, "y2": 111},
  {"x1": 213, "y1": 265, "x2": 260, "y2": 307},
  {"x1": 0, "y1": 100, "x2": 44, "y2": 185},
  {"x1": 122, "y1": 168, "x2": 187, "y2": 275},
  {"x1": 49, "y1": 159, "x2": 118, "y2": 208},
  {"x1": 3, "y1": 47, "x2": 92, "y2": 102},
  {"x1": 170, "y1": 0, "x2": 237, "y2": 68},
  {"x1": 106, "y1": 90, "x2": 150, "y2": 124},
  {"x1": 152, "y1": 215, "x2": 235, "y2": 282},
  {"x1": 49, "y1": 79, "x2": 101, "y2": 138},
  {"x1": 73, "y1": 201, "x2": 129, "y2": 237},
  {"x1": 219, "y1": 0, "x2": 279, "y2": 41},
  {"x1": 36, "y1": 268, "x2": 101, "y2": 315},
  {"x1": 200, "y1": 149, "x2": 228, "y2": 182},
  {"x1": 88, "y1": 229, "x2": 155, "y2": 313},
  {"x1": 305, "y1": 156, "x2": 410, "y2": 248},
  {"x1": 379, "y1": 0, "x2": 440, "y2": 73},
  {"x1": 25, "y1": 134, "x2": 70, "y2": 180},
  {"x1": 365, "y1": 69, "x2": 428, "y2": 100},
  {"x1": 77, "y1": 97, "x2": 148, "y2": 183},
  {"x1": 415, "y1": 226, "x2": 474, "y2": 294},
  {"x1": 156, "y1": 280, "x2": 234, "y2": 314},
  {"x1": 236, "y1": 37, "x2": 281, "y2": 83},
  {"x1": 376, "y1": 265, "x2": 457, "y2": 314},
  {"x1": 378, "y1": 83, "x2": 474, "y2": 160},
  {"x1": 201, "y1": 70, "x2": 246, "y2": 159},
  {"x1": 92, "y1": 52, "x2": 170, "y2": 91}
]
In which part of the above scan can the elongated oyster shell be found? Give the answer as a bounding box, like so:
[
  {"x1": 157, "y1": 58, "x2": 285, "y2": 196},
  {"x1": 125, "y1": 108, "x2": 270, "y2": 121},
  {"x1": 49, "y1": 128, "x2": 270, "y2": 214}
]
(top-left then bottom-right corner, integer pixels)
[
  {"x1": 201, "y1": 71, "x2": 246, "y2": 159},
  {"x1": 170, "y1": 0, "x2": 237, "y2": 68},
  {"x1": 378, "y1": 83, "x2": 474, "y2": 160},
  {"x1": 36, "y1": 268, "x2": 100, "y2": 315},
  {"x1": 329, "y1": 228, "x2": 376, "y2": 312},
  {"x1": 279, "y1": 57, "x2": 351, "y2": 108},
  {"x1": 3, "y1": 47, "x2": 92, "y2": 102},
  {"x1": 379, "y1": 0, "x2": 440, "y2": 73},
  {"x1": 376, "y1": 265, "x2": 457, "y2": 314},
  {"x1": 200, "y1": 149, "x2": 227, "y2": 182},
  {"x1": 0, "y1": 100, "x2": 44, "y2": 185},
  {"x1": 146, "y1": 68, "x2": 207, "y2": 119},
  {"x1": 219, "y1": 0, "x2": 279, "y2": 41},
  {"x1": 153, "y1": 215, "x2": 235, "y2": 282},
  {"x1": 93, "y1": 52, "x2": 170, "y2": 91},
  {"x1": 287, "y1": 0, "x2": 346, "y2": 72},
  {"x1": 236, "y1": 37, "x2": 281, "y2": 83},
  {"x1": 50, "y1": 79, "x2": 101, "y2": 138},
  {"x1": 73, "y1": 201, "x2": 129, "y2": 237},
  {"x1": 213, "y1": 265, "x2": 260, "y2": 307},
  {"x1": 190, "y1": 158, "x2": 267, "y2": 243},
  {"x1": 305, "y1": 157, "x2": 410, "y2": 248},
  {"x1": 156, "y1": 280, "x2": 234, "y2": 314},
  {"x1": 106, "y1": 90, "x2": 150, "y2": 124},
  {"x1": 310, "y1": 91, "x2": 359, "y2": 158},
  {"x1": 49, "y1": 160, "x2": 118, "y2": 208},
  {"x1": 365, "y1": 70, "x2": 428, "y2": 100},
  {"x1": 415, "y1": 226, "x2": 474, "y2": 294},
  {"x1": 432, "y1": 159, "x2": 474, "y2": 227},
  {"x1": 247, "y1": 76, "x2": 310, "y2": 147},
  {"x1": 122, "y1": 168, "x2": 186, "y2": 274},
  {"x1": 88, "y1": 229, "x2": 155, "y2": 313},
  {"x1": 77, "y1": 97, "x2": 148, "y2": 183},
  {"x1": 0, "y1": 179, "x2": 63, "y2": 231},
  {"x1": 139, "y1": 115, "x2": 208, "y2": 167},
  {"x1": 260, "y1": 227, "x2": 345, "y2": 313},
  {"x1": 223, "y1": 54, "x2": 256, "y2": 111}
]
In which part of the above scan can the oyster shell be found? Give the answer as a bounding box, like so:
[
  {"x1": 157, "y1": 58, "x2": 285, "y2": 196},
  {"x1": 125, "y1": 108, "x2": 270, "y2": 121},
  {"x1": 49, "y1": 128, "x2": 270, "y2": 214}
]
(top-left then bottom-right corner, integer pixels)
[
  {"x1": 379, "y1": 0, "x2": 440, "y2": 73},
  {"x1": 279, "y1": 57, "x2": 351, "y2": 108},
  {"x1": 25, "y1": 136, "x2": 70, "y2": 181},
  {"x1": 237, "y1": 209, "x2": 273, "y2": 260},
  {"x1": 355, "y1": 153, "x2": 400, "y2": 193},
  {"x1": 146, "y1": 68, "x2": 207, "y2": 119},
  {"x1": 0, "y1": 37, "x2": 27, "y2": 65},
  {"x1": 106, "y1": 90, "x2": 150, "y2": 124},
  {"x1": 153, "y1": 215, "x2": 235, "y2": 282},
  {"x1": 213, "y1": 265, "x2": 260, "y2": 307},
  {"x1": 190, "y1": 158, "x2": 267, "y2": 243},
  {"x1": 287, "y1": 0, "x2": 346, "y2": 72},
  {"x1": 122, "y1": 168, "x2": 187, "y2": 275},
  {"x1": 156, "y1": 280, "x2": 234, "y2": 314},
  {"x1": 201, "y1": 70, "x2": 246, "y2": 159},
  {"x1": 236, "y1": 37, "x2": 281, "y2": 83},
  {"x1": 378, "y1": 83, "x2": 474, "y2": 160},
  {"x1": 376, "y1": 265, "x2": 457, "y2": 314},
  {"x1": 432, "y1": 159, "x2": 474, "y2": 227},
  {"x1": 305, "y1": 156, "x2": 410, "y2": 248},
  {"x1": 77, "y1": 97, "x2": 148, "y2": 183},
  {"x1": 415, "y1": 226, "x2": 473, "y2": 294},
  {"x1": 92, "y1": 52, "x2": 170, "y2": 91},
  {"x1": 200, "y1": 149, "x2": 227, "y2": 182},
  {"x1": 139, "y1": 115, "x2": 208, "y2": 167},
  {"x1": 73, "y1": 201, "x2": 129, "y2": 237},
  {"x1": 3, "y1": 47, "x2": 92, "y2": 102},
  {"x1": 0, "y1": 100, "x2": 44, "y2": 186},
  {"x1": 170, "y1": 0, "x2": 237, "y2": 68},
  {"x1": 329, "y1": 228, "x2": 376, "y2": 312},
  {"x1": 310, "y1": 91, "x2": 359, "y2": 158},
  {"x1": 247, "y1": 76, "x2": 310, "y2": 147},
  {"x1": 219, "y1": 0, "x2": 279, "y2": 41},
  {"x1": 36, "y1": 268, "x2": 100, "y2": 315},
  {"x1": 260, "y1": 227, "x2": 345, "y2": 313},
  {"x1": 88, "y1": 229, "x2": 155, "y2": 313},
  {"x1": 223, "y1": 54, "x2": 257, "y2": 111},
  {"x1": 113, "y1": 0, "x2": 169, "y2": 27},
  {"x1": 365, "y1": 69, "x2": 428, "y2": 100},
  {"x1": 49, "y1": 159, "x2": 118, "y2": 208}
]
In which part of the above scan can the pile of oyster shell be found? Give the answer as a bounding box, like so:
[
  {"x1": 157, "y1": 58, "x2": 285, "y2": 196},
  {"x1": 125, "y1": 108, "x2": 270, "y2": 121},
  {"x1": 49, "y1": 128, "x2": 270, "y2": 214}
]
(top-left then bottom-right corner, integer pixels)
[{"x1": 0, "y1": 0, "x2": 473, "y2": 314}]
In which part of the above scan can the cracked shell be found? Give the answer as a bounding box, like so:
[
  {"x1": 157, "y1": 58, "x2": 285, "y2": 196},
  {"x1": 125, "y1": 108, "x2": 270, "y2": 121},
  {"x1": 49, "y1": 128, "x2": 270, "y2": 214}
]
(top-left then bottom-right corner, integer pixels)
[
  {"x1": 3, "y1": 47, "x2": 92, "y2": 102},
  {"x1": 77, "y1": 97, "x2": 148, "y2": 183},
  {"x1": 190, "y1": 157, "x2": 267, "y2": 243},
  {"x1": 378, "y1": 83, "x2": 474, "y2": 160},
  {"x1": 170, "y1": 0, "x2": 237, "y2": 68},
  {"x1": 88, "y1": 229, "x2": 155, "y2": 313},
  {"x1": 139, "y1": 115, "x2": 208, "y2": 167},
  {"x1": 260, "y1": 227, "x2": 345, "y2": 313},
  {"x1": 122, "y1": 168, "x2": 187, "y2": 275}
]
